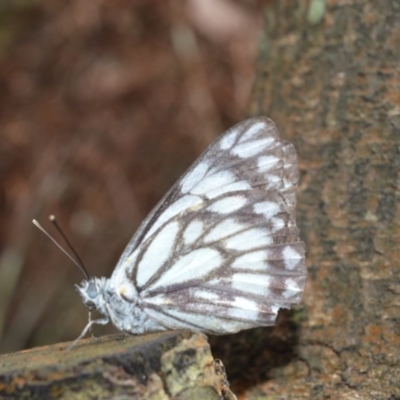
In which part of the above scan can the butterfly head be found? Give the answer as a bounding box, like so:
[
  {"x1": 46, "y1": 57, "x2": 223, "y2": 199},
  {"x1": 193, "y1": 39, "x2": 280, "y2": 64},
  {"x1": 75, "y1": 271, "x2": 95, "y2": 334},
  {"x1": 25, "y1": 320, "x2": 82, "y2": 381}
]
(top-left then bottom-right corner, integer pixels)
[{"x1": 76, "y1": 277, "x2": 108, "y2": 315}]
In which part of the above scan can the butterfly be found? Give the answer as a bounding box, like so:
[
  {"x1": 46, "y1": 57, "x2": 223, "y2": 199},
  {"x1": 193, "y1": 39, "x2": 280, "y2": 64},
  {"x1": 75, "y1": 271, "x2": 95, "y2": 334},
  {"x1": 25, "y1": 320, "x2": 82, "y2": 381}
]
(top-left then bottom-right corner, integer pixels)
[{"x1": 73, "y1": 117, "x2": 306, "y2": 342}]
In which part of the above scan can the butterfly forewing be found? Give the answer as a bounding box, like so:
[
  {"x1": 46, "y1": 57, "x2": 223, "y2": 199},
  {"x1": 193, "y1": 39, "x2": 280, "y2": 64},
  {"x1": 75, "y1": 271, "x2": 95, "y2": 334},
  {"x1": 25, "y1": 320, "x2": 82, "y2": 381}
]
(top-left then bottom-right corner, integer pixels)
[{"x1": 111, "y1": 117, "x2": 306, "y2": 334}]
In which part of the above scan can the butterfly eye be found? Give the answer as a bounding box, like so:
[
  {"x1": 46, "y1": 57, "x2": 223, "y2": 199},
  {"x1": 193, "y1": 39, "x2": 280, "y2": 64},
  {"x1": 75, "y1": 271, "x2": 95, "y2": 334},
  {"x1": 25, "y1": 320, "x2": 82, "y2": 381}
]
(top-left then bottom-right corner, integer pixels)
[{"x1": 87, "y1": 282, "x2": 98, "y2": 299}]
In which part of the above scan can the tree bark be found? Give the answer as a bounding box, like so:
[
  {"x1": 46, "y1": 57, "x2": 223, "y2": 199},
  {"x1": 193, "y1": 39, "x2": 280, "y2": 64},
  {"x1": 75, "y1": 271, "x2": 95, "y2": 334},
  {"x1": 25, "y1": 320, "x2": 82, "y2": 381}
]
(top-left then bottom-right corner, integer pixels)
[{"x1": 239, "y1": 0, "x2": 400, "y2": 398}]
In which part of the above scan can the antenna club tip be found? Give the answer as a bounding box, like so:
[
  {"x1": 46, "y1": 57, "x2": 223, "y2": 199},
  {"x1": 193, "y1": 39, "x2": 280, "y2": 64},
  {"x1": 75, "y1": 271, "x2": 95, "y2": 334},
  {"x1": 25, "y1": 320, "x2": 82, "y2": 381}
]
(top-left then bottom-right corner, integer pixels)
[
  {"x1": 32, "y1": 219, "x2": 38, "y2": 224},
  {"x1": 49, "y1": 215, "x2": 55, "y2": 221}
]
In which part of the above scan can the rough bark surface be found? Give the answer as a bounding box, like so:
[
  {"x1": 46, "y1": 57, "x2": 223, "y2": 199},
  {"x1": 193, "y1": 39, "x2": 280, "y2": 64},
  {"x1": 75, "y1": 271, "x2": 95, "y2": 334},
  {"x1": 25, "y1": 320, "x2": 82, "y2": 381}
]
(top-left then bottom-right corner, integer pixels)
[
  {"x1": 0, "y1": 331, "x2": 236, "y2": 400},
  {"x1": 243, "y1": 0, "x2": 400, "y2": 398}
]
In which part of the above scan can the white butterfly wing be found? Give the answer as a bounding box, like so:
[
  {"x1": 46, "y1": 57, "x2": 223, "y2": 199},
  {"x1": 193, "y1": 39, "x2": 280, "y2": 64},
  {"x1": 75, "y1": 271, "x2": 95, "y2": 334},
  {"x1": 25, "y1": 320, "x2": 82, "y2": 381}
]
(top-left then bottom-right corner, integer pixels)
[{"x1": 111, "y1": 117, "x2": 306, "y2": 334}]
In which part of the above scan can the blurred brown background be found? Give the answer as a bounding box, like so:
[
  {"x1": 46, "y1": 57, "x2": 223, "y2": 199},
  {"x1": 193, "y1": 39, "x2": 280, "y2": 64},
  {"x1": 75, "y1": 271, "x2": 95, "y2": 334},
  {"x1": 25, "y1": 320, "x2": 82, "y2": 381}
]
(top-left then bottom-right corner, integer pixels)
[{"x1": 0, "y1": 0, "x2": 267, "y2": 354}]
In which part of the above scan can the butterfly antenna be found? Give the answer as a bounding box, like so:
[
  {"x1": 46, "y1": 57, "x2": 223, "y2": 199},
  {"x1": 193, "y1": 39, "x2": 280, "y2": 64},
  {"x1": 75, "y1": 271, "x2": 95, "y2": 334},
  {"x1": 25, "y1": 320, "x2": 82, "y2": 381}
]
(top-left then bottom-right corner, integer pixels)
[{"x1": 32, "y1": 216, "x2": 90, "y2": 280}]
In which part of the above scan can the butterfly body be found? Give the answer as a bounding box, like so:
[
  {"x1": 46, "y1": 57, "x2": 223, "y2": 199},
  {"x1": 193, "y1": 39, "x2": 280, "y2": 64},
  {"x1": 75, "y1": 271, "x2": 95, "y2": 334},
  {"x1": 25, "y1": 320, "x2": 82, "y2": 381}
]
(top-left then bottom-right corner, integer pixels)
[
  {"x1": 75, "y1": 117, "x2": 306, "y2": 339},
  {"x1": 77, "y1": 278, "x2": 164, "y2": 334}
]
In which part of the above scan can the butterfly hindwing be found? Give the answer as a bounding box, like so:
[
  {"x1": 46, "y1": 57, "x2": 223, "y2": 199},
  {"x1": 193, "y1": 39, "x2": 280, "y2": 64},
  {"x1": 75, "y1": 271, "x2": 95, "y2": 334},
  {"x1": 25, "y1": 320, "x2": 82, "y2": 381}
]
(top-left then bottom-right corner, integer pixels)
[{"x1": 110, "y1": 117, "x2": 306, "y2": 334}]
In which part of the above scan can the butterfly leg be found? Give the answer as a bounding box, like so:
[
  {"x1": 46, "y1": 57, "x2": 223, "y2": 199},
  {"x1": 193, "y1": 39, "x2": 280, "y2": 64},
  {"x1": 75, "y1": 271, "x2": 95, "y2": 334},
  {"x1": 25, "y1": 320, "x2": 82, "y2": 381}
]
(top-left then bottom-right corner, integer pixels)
[
  {"x1": 88, "y1": 307, "x2": 101, "y2": 342},
  {"x1": 66, "y1": 316, "x2": 110, "y2": 351}
]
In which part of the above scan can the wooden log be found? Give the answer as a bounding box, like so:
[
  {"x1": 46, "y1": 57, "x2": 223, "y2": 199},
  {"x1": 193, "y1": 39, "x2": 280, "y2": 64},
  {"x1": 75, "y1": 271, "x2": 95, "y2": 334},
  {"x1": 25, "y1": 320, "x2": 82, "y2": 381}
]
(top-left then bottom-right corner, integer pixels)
[{"x1": 0, "y1": 331, "x2": 236, "y2": 400}]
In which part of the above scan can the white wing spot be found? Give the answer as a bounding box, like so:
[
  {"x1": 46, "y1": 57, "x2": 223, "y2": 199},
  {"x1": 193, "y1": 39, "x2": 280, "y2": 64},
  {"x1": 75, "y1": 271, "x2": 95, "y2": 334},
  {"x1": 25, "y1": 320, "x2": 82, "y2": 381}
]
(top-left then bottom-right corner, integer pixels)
[
  {"x1": 183, "y1": 219, "x2": 204, "y2": 246},
  {"x1": 283, "y1": 177, "x2": 294, "y2": 189},
  {"x1": 190, "y1": 170, "x2": 236, "y2": 196},
  {"x1": 224, "y1": 228, "x2": 272, "y2": 250},
  {"x1": 227, "y1": 297, "x2": 260, "y2": 320},
  {"x1": 257, "y1": 155, "x2": 280, "y2": 173},
  {"x1": 231, "y1": 250, "x2": 269, "y2": 270},
  {"x1": 271, "y1": 305, "x2": 280, "y2": 314},
  {"x1": 239, "y1": 122, "x2": 265, "y2": 142},
  {"x1": 180, "y1": 161, "x2": 210, "y2": 193},
  {"x1": 271, "y1": 217, "x2": 285, "y2": 232},
  {"x1": 231, "y1": 138, "x2": 275, "y2": 158},
  {"x1": 188, "y1": 288, "x2": 221, "y2": 301},
  {"x1": 282, "y1": 246, "x2": 302, "y2": 270},
  {"x1": 219, "y1": 128, "x2": 239, "y2": 150},
  {"x1": 149, "y1": 248, "x2": 222, "y2": 289},
  {"x1": 145, "y1": 293, "x2": 171, "y2": 306},
  {"x1": 284, "y1": 278, "x2": 301, "y2": 291},
  {"x1": 282, "y1": 289, "x2": 298, "y2": 298},
  {"x1": 253, "y1": 201, "x2": 281, "y2": 219},
  {"x1": 207, "y1": 180, "x2": 251, "y2": 199},
  {"x1": 144, "y1": 195, "x2": 202, "y2": 240},
  {"x1": 266, "y1": 174, "x2": 283, "y2": 189},
  {"x1": 137, "y1": 221, "x2": 180, "y2": 288},
  {"x1": 231, "y1": 273, "x2": 271, "y2": 296},
  {"x1": 203, "y1": 218, "x2": 246, "y2": 243},
  {"x1": 208, "y1": 195, "x2": 247, "y2": 214}
]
